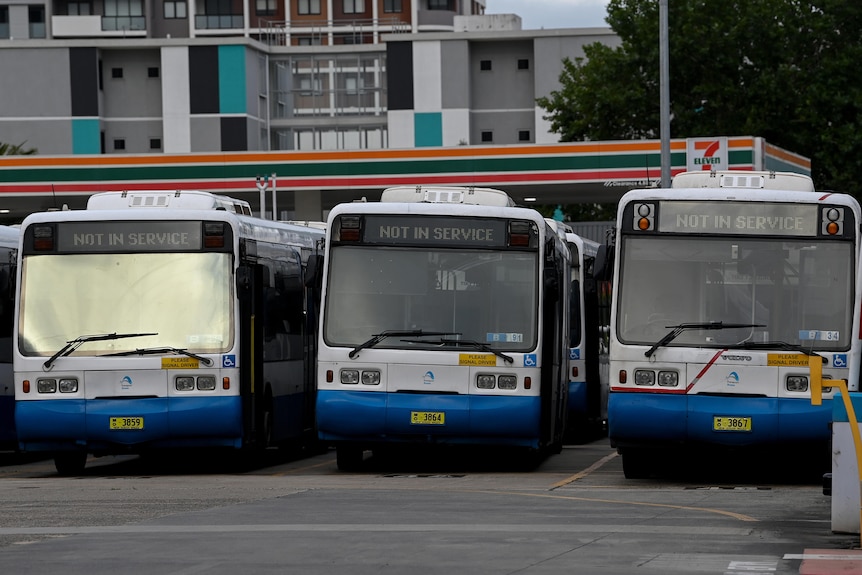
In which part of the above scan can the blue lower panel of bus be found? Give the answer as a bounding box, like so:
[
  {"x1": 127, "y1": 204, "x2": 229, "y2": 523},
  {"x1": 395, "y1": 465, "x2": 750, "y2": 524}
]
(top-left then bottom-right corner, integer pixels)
[
  {"x1": 608, "y1": 393, "x2": 832, "y2": 447},
  {"x1": 317, "y1": 391, "x2": 542, "y2": 448},
  {"x1": 15, "y1": 397, "x2": 244, "y2": 452},
  {"x1": 567, "y1": 382, "x2": 588, "y2": 417}
]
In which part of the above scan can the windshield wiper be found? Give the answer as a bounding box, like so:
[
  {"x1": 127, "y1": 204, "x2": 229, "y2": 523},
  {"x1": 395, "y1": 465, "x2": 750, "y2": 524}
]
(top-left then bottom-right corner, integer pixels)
[
  {"x1": 405, "y1": 338, "x2": 514, "y2": 365},
  {"x1": 102, "y1": 346, "x2": 214, "y2": 366},
  {"x1": 43, "y1": 332, "x2": 158, "y2": 370},
  {"x1": 644, "y1": 322, "x2": 764, "y2": 358},
  {"x1": 349, "y1": 330, "x2": 461, "y2": 359},
  {"x1": 732, "y1": 340, "x2": 821, "y2": 356}
]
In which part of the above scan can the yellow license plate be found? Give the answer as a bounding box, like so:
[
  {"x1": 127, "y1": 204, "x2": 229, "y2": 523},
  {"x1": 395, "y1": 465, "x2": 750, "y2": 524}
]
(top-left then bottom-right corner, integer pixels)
[
  {"x1": 411, "y1": 411, "x2": 445, "y2": 425},
  {"x1": 109, "y1": 416, "x2": 144, "y2": 430},
  {"x1": 713, "y1": 416, "x2": 751, "y2": 432}
]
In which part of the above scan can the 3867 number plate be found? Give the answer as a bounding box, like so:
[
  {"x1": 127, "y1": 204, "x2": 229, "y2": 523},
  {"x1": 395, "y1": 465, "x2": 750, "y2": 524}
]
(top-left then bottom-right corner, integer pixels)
[
  {"x1": 109, "y1": 416, "x2": 144, "y2": 430},
  {"x1": 713, "y1": 416, "x2": 751, "y2": 432},
  {"x1": 411, "y1": 411, "x2": 445, "y2": 425}
]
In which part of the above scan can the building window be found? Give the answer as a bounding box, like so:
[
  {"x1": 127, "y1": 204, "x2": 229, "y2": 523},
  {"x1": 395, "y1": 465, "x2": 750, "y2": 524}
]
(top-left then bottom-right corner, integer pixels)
[
  {"x1": 428, "y1": 0, "x2": 451, "y2": 9},
  {"x1": 343, "y1": 0, "x2": 364, "y2": 13},
  {"x1": 297, "y1": 0, "x2": 321, "y2": 15},
  {"x1": 0, "y1": 7, "x2": 7, "y2": 40},
  {"x1": 104, "y1": 0, "x2": 144, "y2": 31},
  {"x1": 150, "y1": 138, "x2": 162, "y2": 150},
  {"x1": 256, "y1": 0, "x2": 276, "y2": 16},
  {"x1": 480, "y1": 60, "x2": 491, "y2": 72},
  {"x1": 28, "y1": 5, "x2": 46, "y2": 38},
  {"x1": 517, "y1": 59, "x2": 529, "y2": 70},
  {"x1": 164, "y1": 0, "x2": 187, "y2": 18},
  {"x1": 518, "y1": 130, "x2": 531, "y2": 142},
  {"x1": 383, "y1": 0, "x2": 401, "y2": 12},
  {"x1": 112, "y1": 67, "x2": 123, "y2": 79},
  {"x1": 296, "y1": 36, "x2": 321, "y2": 45},
  {"x1": 68, "y1": 1, "x2": 92, "y2": 15},
  {"x1": 114, "y1": 139, "x2": 126, "y2": 151},
  {"x1": 481, "y1": 131, "x2": 493, "y2": 143},
  {"x1": 148, "y1": 67, "x2": 159, "y2": 78}
]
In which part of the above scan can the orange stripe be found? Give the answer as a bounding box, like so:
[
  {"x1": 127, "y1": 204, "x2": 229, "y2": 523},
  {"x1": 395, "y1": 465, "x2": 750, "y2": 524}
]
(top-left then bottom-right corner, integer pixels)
[{"x1": 764, "y1": 142, "x2": 811, "y2": 169}]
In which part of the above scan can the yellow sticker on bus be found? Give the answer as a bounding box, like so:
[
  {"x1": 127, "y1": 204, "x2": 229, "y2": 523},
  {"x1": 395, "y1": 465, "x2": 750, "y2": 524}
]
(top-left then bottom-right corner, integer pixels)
[
  {"x1": 766, "y1": 354, "x2": 809, "y2": 367},
  {"x1": 161, "y1": 357, "x2": 200, "y2": 369},
  {"x1": 458, "y1": 354, "x2": 496, "y2": 366}
]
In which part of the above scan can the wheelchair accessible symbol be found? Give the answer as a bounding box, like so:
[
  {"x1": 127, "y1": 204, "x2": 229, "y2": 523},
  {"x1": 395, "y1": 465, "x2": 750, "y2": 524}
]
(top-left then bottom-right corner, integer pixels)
[
  {"x1": 833, "y1": 354, "x2": 847, "y2": 368},
  {"x1": 222, "y1": 355, "x2": 236, "y2": 368},
  {"x1": 524, "y1": 354, "x2": 537, "y2": 367}
]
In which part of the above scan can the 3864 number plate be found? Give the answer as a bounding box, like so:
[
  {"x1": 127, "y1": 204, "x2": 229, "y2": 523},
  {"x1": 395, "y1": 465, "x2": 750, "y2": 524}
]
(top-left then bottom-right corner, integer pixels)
[
  {"x1": 109, "y1": 416, "x2": 144, "y2": 430},
  {"x1": 411, "y1": 411, "x2": 445, "y2": 425},
  {"x1": 713, "y1": 416, "x2": 751, "y2": 432}
]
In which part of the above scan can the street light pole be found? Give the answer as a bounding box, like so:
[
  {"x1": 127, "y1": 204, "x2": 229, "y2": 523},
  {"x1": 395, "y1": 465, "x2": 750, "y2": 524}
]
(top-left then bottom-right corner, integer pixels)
[{"x1": 659, "y1": 0, "x2": 671, "y2": 188}]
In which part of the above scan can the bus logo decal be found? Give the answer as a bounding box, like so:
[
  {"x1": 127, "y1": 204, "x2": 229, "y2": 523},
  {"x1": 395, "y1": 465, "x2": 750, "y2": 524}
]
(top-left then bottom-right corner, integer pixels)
[
  {"x1": 423, "y1": 371, "x2": 434, "y2": 385},
  {"x1": 725, "y1": 372, "x2": 739, "y2": 387},
  {"x1": 121, "y1": 375, "x2": 133, "y2": 390},
  {"x1": 524, "y1": 354, "x2": 537, "y2": 367},
  {"x1": 222, "y1": 355, "x2": 236, "y2": 368}
]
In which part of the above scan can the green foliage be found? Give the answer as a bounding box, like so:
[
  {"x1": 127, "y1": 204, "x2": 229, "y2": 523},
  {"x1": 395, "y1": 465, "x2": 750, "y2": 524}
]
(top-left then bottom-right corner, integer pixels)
[
  {"x1": 0, "y1": 141, "x2": 36, "y2": 155},
  {"x1": 538, "y1": 0, "x2": 862, "y2": 195}
]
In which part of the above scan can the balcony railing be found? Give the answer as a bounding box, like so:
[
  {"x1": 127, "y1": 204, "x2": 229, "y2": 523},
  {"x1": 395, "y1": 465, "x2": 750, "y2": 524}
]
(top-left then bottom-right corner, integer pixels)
[
  {"x1": 195, "y1": 14, "x2": 244, "y2": 30},
  {"x1": 259, "y1": 17, "x2": 409, "y2": 46}
]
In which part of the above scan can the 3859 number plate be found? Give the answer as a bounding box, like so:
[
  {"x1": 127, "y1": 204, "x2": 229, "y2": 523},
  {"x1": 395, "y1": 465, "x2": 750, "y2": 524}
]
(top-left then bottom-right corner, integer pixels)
[{"x1": 109, "y1": 416, "x2": 144, "y2": 430}]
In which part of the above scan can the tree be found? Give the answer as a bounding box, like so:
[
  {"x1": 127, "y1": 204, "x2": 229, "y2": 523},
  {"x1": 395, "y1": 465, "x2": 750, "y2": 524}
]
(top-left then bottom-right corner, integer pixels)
[
  {"x1": 0, "y1": 141, "x2": 36, "y2": 155},
  {"x1": 537, "y1": 0, "x2": 862, "y2": 196}
]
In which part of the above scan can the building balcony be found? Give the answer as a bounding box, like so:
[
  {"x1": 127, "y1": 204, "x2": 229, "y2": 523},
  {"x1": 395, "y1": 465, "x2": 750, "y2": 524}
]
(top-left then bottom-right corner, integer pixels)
[{"x1": 51, "y1": 15, "x2": 146, "y2": 37}]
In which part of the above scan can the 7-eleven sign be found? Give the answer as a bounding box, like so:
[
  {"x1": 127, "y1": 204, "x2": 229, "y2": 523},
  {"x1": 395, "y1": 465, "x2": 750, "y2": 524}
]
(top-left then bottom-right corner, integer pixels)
[{"x1": 686, "y1": 137, "x2": 728, "y2": 171}]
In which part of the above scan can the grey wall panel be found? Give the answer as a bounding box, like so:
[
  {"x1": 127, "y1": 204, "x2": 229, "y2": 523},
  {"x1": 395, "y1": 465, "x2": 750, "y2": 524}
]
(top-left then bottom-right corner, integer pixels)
[
  {"x1": 469, "y1": 40, "x2": 534, "y2": 111},
  {"x1": 470, "y1": 110, "x2": 533, "y2": 146},
  {"x1": 102, "y1": 119, "x2": 163, "y2": 153},
  {"x1": 190, "y1": 116, "x2": 221, "y2": 151},
  {"x1": 101, "y1": 49, "x2": 163, "y2": 118},
  {"x1": 0, "y1": 48, "x2": 72, "y2": 117},
  {"x1": 533, "y1": 34, "x2": 622, "y2": 99},
  {"x1": 440, "y1": 40, "x2": 469, "y2": 109},
  {"x1": 0, "y1": 120, "x2": 73, "y2": 155}
]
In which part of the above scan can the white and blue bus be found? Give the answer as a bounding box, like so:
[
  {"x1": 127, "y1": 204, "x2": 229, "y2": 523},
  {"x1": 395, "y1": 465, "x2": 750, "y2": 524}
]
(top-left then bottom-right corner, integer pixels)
[
  {"x1": 14, "y1": 190, "x2": 325, "y2": 474},
  {"x1": 316, "y1": 186, "x2": 572, "y2": 470},
  {"x1": 607, "y1": 170, "x2": 860, "y2": 478},
  {"x1": 564, "y1": 231, "x2": 611, "y2": 442},
  {"x1": 0, "y1": 225, "x2": 19, "y2": 450}
]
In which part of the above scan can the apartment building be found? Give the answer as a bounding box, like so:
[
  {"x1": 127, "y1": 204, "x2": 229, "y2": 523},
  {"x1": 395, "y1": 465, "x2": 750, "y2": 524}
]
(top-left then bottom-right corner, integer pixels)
[{"x1": 0, "y1": 0, "x2": 618, "y2": 155}]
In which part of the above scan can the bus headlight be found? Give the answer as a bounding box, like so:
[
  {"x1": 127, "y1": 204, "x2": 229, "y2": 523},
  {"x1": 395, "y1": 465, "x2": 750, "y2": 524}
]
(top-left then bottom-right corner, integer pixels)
[
  {"x1": 58, "y1": 378, "x2": 78, "y2": 393},
  {"x1": 634, "y1": 370, "x2": 656, "y2": 386},
  {"x1": 786, "y1": 375, "x2": 809, "y2": 392},
  {"x1": 361, "y1": 370, "x2": 380, "y2": 385},
  {"x1": 197, "y1": 376, "x2": 216, "y2": 391},
  {"x1": 340, "y1": 369, "x2": 360, "y2": 384},
  {"x1": 498, "y1": 375, "x2": 517, "y2": 390},
  {"x1": 477, "y1": 374, "x2": 496, "y2": 389},
  {"x1": 37, "y1": 378, "x2": 56, "y2": 393},
  {"x1": 657, "y1": 371, "x2": 679, "y2": 387},
  {"x1": 176, "y1": 376, "x2": 195, "y2": 391}
]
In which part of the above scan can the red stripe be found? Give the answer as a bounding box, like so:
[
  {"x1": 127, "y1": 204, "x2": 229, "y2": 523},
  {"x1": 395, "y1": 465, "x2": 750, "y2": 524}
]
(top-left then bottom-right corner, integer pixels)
[{"x1": 686, "y1": 349, "x2": 727, "y2": 392}]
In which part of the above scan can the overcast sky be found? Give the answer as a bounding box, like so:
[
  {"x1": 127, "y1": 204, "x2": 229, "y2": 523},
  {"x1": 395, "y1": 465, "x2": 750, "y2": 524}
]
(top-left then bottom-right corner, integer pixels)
[{"x1": 484, "y1": 0, "x2": 611, "y2": 30}]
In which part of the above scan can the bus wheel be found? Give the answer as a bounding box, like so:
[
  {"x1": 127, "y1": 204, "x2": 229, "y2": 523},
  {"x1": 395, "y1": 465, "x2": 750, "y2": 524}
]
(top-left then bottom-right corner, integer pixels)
[
  {"x1": 54, "y1": 451, "x2": 87, "y2": 476},
  {"x1": 336, "y1": 445, "x2": 364, "y2": 471},
  {"x1": 621, "y1": 449, "x2": 651, "y2": 479}
]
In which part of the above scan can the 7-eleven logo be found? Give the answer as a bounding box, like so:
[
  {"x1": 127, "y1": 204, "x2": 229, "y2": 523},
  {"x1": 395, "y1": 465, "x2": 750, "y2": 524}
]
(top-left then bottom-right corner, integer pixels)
[{"x1": 686, "y1": 137, "x2": 728, "y2": 171}]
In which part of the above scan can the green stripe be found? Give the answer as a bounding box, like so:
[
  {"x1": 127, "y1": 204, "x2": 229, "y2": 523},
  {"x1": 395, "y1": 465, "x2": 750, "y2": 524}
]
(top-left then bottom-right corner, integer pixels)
[{"x1": 0, "y1": 152, "x2": 689, "y2": 183}]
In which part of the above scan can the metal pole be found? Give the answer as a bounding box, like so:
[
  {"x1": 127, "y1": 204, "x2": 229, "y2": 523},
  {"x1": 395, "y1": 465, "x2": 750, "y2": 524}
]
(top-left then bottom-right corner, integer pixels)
[
  {"x1": 271, "y1": 173, "x2": 277, "y2": 221},
  {"x1": 256, "y1": 176, "x2": 267, "y2": 219},
  {"x1": 659, "y1": 0, "x2": 671, "y2": 188}
]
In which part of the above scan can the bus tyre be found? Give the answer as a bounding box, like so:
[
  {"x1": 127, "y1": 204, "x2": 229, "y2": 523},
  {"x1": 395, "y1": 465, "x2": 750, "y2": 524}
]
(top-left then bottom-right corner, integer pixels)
[
  {"x1": 54, "y1": 452, "x2": 87, "y2": 476},
  {"x1": 621, "y1": 449, "x2": 651, "y2": 479},
  {"x1": 336, "y1": 446, "x2": 364, "y2": 471}
]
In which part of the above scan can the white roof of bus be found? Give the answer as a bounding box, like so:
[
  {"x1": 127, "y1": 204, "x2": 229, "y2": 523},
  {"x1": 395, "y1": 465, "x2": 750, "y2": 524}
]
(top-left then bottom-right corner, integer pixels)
[
  {"x1": 87, "y1": 190, "x2": 253, "y2": 214},
  {"x1": 671, "y1": 170, "x2": 815, "y2": 192},
  {"x1": 380, "y1": 186, "x2": 516, "y2": 207},
  {"x1": 565, "y1": 232, "x2": 599, "y2": 258}
]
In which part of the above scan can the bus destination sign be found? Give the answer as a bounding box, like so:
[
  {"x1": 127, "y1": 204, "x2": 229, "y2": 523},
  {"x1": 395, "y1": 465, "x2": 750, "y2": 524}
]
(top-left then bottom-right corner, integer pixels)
[
  {"x1": 658, "y1": 202, "x2": 818, "y2": 236},
  {"x1": 364, "y1": 216, "x2": 509, "y2": 247},
  {"x1": 57, "y1": 221, "x2": 203, "y2": 252}
]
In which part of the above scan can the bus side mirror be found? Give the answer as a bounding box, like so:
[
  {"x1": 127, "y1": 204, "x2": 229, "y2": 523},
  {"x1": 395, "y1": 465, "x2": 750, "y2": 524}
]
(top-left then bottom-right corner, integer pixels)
[{"x1": 809, "y1": 354, "x2": 824, "y2": 406}]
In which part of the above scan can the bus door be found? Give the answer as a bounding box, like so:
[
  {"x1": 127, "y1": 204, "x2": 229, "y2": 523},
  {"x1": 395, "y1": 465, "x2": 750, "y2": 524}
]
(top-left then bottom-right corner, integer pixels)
[{"x1": 237, "y1": 261, "x2": 266, "y2": 448}]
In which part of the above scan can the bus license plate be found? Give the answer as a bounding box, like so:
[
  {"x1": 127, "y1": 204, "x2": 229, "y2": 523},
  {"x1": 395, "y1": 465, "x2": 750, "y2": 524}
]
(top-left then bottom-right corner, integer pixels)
[
  {"x1": 110, "y1": 416, "x2": 144, "y2": 430},
  {"x1": 713, "y1": 416, "x2": 751, "y2": 432},
  {"x1": 411, "y1": 411, "x2": 445, "y2": 425}
]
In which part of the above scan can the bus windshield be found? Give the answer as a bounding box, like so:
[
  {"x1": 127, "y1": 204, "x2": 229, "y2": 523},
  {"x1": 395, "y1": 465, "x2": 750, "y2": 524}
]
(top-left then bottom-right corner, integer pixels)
[
  {"x1": 19, "y1": 252, "x2": 234, "y2": 356},
  {"x1": 617, "y1": 236, "x2": 853, "y2": 350},
  {"x1": 324, "y1": 246, "x2": 538, "y2": 351}
]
